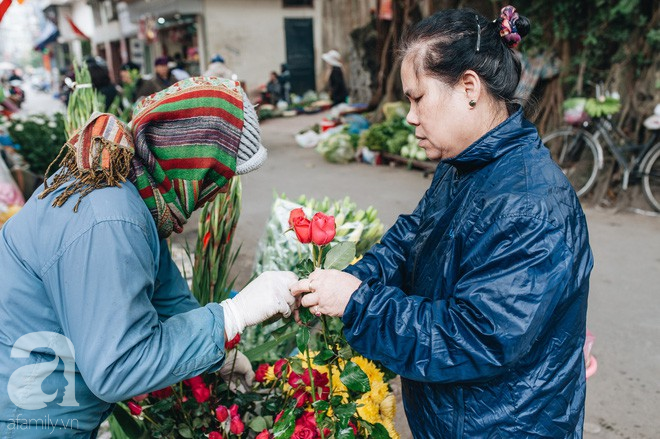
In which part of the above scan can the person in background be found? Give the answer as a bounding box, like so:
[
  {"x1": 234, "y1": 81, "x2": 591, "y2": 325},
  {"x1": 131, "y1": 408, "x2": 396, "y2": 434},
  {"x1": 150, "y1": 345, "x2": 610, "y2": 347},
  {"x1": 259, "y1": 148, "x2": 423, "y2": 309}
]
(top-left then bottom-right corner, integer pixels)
[
  {"x1": 151, "y1": 55, "x2": 176, "y2": 91},
  {"x1": 86, "y1": 56, "x2": 120, "y2": 112},
  {"x1": 204, "y1": 54, "x2": 235, "y2": 80},
  {"x1": 264, "y1": 71, "x2": 282, "y2": 105},
  {"x1": 292, "y1": 6, "x2": 593, "y2": 437},
  {"x1": 168, "y1": 57, "x2": 191, "y2": 81},
  {"x1": 321, "y1": 49, "x2": 348, "y2": 106},
  {"x1": 0, "y1": 77, "x2": 293, "y2": 437},
  {"x1": 119, "y1": 61, "x2": 158, "y2": 106},
  {"x1": 279, "y1": 63, "x2": 291, "y2": 104}
]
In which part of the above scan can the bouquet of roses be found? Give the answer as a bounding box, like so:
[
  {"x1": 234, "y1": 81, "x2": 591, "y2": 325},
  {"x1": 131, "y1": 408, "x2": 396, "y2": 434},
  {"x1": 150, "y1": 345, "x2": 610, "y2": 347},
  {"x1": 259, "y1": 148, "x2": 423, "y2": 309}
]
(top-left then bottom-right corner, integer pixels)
[{"x1": 246, "y1": 208, "x2": 398, "y2": 439}]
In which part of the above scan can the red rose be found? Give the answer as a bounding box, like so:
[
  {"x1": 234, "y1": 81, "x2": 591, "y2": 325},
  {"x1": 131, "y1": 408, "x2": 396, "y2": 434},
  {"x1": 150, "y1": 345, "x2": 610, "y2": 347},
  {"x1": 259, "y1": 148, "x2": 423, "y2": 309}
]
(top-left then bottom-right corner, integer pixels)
[
  {"x1": 291, "y1": 424, "x2": 318, "y2": 439},
  {"x1": 288, "y1": 208, "x2": 307, "y2": 228},
  {"x1": 256, "y1": 430, "x2": 272, "y2": 439},
  {"x1": 229, "y1": 404, "x2": 239, "y2": 418},
  {"x1": 132, "y1": 393, "x2": 148, "y2": 402},
  {"x1": 292, "y1": 215, "x2": 312, "y2": 244},
  {"x1": 183, "y1": 375, "x2": 205, "y2": 388},
  {"x1": 255, "y1": 363, "x2": 270, "y2": 383},
  {"x1": 273, "y1": 358, "x2": 289, "y2": 378},
  {"x1": 192, "y1": 385, "x2": 210, "y2": 403},
  {"x1": 288, "y1": 371, "x2": 303, "y2": 388},
  {"x1": 296, "y1": 411, "x2": 317, "y2": 429},
  {"x1": 150, "y1": 386, "x2": 173, "y2": 399},
  {"x1": 230, "y1": 416, "x2": 245, "y2": 435},
  {"x1": 215, "y1": 405, "x2": 229, "y2": 422},
  {"x1": 224, "y1": 333, "x2": 241, "y2": 350},
  {"x1": 310, "y1": 212, "x2": 336, "y2": 246},
  {"x1": 209, "y1": 432, "x2": 222, "y2": 439},
  {"x1": 293, "y1": 388, "x2": 310, "y2": 408},
  {"x1": 349, "y1": 421, "x2": 358, "y2": 435},
  {"x1": 274, "y1": 410, "x2": 284, "y2": 423},
  {"x1": 127, "y1": 401, "x2": 142, "y2": 416}
]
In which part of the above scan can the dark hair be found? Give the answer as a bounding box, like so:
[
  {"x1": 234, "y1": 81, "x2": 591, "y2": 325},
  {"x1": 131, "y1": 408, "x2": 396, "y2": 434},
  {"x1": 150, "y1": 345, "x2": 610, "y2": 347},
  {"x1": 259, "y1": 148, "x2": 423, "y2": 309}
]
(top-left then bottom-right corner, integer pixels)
[
  {"x1": 120, "y1": 61, "x2": 141, "y2": 72},
  {"x1": 400, "y1": 7, "x2": 530, "y2": 113}
]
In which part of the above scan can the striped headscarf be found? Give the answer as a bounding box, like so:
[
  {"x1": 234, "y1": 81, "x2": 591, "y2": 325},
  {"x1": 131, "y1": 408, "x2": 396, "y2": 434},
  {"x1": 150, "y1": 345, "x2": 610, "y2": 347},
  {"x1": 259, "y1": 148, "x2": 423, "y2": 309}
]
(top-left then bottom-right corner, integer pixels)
[{"x1": 41, "y1": 77, "x2": 266, "y2": 238}]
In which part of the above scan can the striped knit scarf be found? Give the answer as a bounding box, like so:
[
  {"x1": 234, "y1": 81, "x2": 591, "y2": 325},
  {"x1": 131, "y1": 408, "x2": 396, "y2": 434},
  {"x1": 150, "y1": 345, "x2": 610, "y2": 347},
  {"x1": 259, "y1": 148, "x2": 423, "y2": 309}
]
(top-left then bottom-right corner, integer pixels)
[{"x1": 41, "y1": 77, "x2": 246, "y2": 238}]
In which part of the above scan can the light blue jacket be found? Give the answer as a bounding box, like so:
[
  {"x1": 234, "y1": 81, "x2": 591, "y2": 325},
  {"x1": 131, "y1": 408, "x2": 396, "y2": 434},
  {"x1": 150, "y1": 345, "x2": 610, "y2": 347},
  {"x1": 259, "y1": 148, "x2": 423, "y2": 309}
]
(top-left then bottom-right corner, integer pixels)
[{"x1": 0, "y1": 179, "x2": 227, "y2": 437}]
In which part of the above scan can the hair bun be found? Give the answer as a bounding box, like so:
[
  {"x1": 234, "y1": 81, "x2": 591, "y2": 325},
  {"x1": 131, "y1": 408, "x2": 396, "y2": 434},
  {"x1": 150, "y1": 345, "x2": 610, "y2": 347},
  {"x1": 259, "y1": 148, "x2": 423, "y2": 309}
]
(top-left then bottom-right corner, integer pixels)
[{"x1": 498, "y1": 5, "x2": 530, "y2": 48}]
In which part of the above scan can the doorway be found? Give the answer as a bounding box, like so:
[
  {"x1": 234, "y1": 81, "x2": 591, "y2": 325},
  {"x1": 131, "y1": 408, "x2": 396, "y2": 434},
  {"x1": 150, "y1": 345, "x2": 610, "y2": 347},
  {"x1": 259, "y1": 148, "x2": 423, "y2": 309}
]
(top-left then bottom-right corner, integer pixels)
[{"x1": 284, "y1": 18, "x2": 315, "y2": 95}]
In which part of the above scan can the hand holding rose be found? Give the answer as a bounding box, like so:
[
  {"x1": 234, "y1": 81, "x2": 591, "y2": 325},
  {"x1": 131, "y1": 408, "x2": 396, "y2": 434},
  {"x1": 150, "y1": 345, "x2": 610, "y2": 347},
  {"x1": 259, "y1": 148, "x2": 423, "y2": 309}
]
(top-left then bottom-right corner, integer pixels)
[{"x1": 289, "y1": 268, "x2": 362, "y2": 318}]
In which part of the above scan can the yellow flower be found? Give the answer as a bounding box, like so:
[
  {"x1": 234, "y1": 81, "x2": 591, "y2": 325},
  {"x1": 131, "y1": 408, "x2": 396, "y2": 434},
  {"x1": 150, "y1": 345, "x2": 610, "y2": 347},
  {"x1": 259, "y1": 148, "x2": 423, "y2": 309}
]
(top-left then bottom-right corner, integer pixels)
[
  {"x1": 381, "y1": 418, "x2": 400, "y2": 439},
  {"x1": 351, "y1": 356, "x2": 384, "y2": 387},
  {"x1": 379, "y1": 393, "x2": 396, "y2": 421},
  {"x1": 264, "y1": 365, "x2": 276, "y2": 383},
  {"x1": 356, "y1": 398, "x2": 381, "y2": 425}
]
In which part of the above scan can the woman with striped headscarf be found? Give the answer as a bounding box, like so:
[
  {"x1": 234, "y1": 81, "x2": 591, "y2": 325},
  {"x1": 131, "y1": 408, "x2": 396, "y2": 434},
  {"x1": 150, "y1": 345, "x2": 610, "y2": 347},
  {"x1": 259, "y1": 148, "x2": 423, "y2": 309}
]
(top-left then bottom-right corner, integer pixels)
[{"x1": 0, "y1": 77, "x2": 297, "y2": 437}]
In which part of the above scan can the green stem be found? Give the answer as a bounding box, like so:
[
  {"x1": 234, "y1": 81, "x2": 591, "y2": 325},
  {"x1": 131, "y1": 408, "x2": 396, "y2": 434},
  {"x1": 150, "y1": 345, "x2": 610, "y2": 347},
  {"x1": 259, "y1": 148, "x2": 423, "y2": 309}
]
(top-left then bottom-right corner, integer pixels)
[
  {"x1": 225, "y1": 349, "x2": 238, "y2": 399},
  {"x1": 304, "y1": 347, "x2": 325, "y2": 439},
  {"x1": 321, "y1": 316, "x2": 333, "y2": 394}
]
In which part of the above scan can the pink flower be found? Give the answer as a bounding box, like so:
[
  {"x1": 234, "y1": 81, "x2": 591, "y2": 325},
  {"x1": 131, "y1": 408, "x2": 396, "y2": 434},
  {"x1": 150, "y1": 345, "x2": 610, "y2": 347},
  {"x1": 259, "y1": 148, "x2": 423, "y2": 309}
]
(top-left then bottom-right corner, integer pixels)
[
  {"x1": 132, "y1": 393, "x2": 148, "y2": 402},
  {"x1": 310, "y1": 212, "x2": 336, "y2": 246},
  {"x1": 192, "y1": 385, "x2": 210, "y2": 403},
  {"x1": 229, "y1": 404, "x2": 239, "y2": 418},
  {"x1": 209, "y1": 432, "x2": 222, "y2": 439},
  {"x1": 288, "y1": 208, "x2": 306, "y2": 228},
  {"x1": 216, "y1": 405, "x2": 229, "y2": 422},
  {"x1": 127, "y1": 401, "x2": 142, "y2": 416},
  {"x1": 230, "y1": 416, "x2": 245, "y2": 435},
  {"x1": 256, "y1": 430, "x2": 272, "y2": 439}
]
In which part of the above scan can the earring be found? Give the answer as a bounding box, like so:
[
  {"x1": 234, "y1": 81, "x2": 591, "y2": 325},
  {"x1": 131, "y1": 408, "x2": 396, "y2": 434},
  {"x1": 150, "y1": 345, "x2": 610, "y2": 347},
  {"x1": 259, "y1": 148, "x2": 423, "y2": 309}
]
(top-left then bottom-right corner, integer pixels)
[{"x1": 469, "y1": 100, "x2": 477, "y2": 108}]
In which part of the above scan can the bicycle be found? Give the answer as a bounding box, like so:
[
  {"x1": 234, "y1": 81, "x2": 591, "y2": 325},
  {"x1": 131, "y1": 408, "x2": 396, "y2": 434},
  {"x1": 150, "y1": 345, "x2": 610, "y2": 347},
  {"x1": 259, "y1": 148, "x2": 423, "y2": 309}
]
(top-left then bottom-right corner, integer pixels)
[{"x1": 542, "y1": 100, "x2": 660, "y2": 212}]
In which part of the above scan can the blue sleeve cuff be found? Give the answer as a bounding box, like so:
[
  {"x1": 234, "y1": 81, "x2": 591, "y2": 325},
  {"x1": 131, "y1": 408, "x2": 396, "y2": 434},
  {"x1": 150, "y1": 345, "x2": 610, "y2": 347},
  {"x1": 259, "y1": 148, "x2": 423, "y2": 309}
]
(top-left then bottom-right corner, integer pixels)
[{"x1": 205, "y1": 303, "x2": 228, "y2": 372}]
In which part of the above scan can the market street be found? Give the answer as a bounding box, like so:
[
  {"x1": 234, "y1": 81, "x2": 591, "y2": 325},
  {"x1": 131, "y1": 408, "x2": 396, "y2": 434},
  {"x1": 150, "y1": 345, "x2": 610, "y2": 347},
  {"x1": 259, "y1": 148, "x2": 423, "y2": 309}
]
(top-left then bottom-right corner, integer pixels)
[{"x1": 20, "y1": 90, "x2": 660, "y2": 438}]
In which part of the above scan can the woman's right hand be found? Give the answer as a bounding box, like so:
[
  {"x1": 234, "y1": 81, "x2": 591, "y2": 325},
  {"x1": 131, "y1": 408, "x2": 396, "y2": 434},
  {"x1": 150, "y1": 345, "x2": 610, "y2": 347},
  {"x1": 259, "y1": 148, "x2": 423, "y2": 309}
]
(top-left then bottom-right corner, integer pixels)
[{"x1": 220, "y1": 271, "x2": 298, "y2": 339}]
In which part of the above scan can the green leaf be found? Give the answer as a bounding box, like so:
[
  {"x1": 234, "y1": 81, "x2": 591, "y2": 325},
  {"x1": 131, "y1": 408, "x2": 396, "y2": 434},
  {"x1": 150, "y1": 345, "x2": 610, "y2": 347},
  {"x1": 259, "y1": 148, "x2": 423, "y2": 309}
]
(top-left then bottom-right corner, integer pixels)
[
  {"x1": 323, "y1": 241, "x2": 357, "y2": 270},
  {"x1": 313, "y1": 349, "x2": 335, "y2": 366},
  {"x1": 272, "y1": 409, "x2": 296, "y2": 438},
  {"x1": 295, "y1": 258, "x2": 315, "y2": 277},
  {"x1": 312, "y1": 400, "x2": 330, "y2": 411},
  {"x1": 299, "y1": 305, "x2": 313, "y2": 324},
  {"x1": 249, "y1": 416, "x2": 269, "y2": 432},
  {"x1": 110, "y1": 404, "x2": 148, "y2": 439},
  {"x1": 340, "y1": 361, "x2": 371, "y2": 393},
  {"x1": 289, "y1": 358, "x2": 304, "y2": 375},
  {"x1": 244, "y1": 329, "x2": 298, "y2": 362},
  {"x1": 296, "y1": 326, "x2": 310, "y2": 353},
  {"x1": 338, "y1": 344, "x2": 354, "y2": 360},
  {"x1": 177, "y1": 424, "x2": 193, "y2": 438},
  {"x1": 337, "y1": 426, "x2": 357, "y2": 439},
  {"x1": 370, "y1": 422, "x2": 391, "y2": 438},
  {"x1": 333, "y1": 402, "x2": 356, "y2": 421}
]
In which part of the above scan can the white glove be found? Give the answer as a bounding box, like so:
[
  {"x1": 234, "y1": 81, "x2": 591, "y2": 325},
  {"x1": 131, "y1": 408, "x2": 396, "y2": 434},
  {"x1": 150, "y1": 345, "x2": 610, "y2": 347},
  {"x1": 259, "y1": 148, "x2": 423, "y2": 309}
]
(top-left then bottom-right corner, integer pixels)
[
  {"x1": 219, "y1": 350, "x2": 254, "y2": 393},
  {"x1": 220, "y1": 271, "x2": 298, "y2": 339}
]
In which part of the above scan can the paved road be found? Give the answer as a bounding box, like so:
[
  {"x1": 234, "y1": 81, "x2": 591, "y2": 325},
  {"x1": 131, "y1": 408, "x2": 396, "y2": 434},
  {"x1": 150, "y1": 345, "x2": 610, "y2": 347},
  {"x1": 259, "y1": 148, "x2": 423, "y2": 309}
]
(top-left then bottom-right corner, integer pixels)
[{"x1": 20, "y1": 89, "x2": 660, "y2": 438}]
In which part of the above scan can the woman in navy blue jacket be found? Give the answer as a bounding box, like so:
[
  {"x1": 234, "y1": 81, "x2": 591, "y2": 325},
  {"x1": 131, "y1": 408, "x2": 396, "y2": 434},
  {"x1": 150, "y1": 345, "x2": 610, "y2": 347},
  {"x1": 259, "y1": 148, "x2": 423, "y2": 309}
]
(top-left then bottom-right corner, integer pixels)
[{"x1": 291, "y1": 6, "x2": 593, "y2": 438}]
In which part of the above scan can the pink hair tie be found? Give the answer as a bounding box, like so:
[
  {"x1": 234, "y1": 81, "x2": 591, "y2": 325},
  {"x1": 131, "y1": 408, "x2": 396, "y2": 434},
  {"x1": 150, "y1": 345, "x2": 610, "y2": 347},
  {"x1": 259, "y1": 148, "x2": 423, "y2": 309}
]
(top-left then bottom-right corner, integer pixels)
[{"x1": 498, "y1": 5, "x2": 522, "y2": 48}]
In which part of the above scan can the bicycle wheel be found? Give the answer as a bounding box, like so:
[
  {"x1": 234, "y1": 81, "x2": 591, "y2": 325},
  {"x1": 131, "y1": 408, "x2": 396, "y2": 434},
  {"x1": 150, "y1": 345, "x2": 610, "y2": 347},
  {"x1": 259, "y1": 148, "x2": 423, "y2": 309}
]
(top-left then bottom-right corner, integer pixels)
[
  {"x1": 542, "y1": 128, "x2": 602, "y2": 197},
  {"x1": 641, "y1": 143, "x2": 660, "y2": 212}
]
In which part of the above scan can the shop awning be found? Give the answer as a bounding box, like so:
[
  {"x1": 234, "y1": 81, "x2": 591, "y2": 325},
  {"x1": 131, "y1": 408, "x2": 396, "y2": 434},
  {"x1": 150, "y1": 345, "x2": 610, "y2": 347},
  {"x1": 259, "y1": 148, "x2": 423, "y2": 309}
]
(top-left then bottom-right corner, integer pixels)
[{"x1": 34, "y1": 20, "x2": 59, "y2": 52}]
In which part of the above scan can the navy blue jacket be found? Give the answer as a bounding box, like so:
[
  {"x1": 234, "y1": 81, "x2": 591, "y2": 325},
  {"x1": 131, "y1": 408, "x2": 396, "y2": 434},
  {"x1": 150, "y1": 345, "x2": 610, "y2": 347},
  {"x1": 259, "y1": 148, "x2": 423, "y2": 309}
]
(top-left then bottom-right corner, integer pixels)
[{"x1": 343, "y1": 108, "x2": 593, "y2": 438}]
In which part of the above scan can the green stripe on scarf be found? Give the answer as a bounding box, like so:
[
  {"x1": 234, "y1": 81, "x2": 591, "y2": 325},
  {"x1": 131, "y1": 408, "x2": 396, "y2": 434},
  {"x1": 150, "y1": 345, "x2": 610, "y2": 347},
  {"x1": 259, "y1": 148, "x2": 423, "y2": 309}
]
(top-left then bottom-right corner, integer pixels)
[{"x1": 152, "y1": 97, "x2": 243, "y2": 119}]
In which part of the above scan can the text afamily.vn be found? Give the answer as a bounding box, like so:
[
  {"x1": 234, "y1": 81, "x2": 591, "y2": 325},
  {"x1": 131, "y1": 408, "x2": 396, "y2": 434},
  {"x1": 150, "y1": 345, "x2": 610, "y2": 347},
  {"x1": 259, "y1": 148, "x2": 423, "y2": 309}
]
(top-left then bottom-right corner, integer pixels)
[{"x1": 7, "y1": 414, "x2": 79, "y2": 433}]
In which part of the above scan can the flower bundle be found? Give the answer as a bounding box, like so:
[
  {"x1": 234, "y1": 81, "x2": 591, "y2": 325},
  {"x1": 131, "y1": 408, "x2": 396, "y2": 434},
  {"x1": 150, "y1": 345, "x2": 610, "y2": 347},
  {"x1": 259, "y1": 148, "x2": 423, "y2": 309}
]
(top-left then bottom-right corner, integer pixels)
[{"x1": 192, "y1": 176, "x2": 242, "y2": 305}]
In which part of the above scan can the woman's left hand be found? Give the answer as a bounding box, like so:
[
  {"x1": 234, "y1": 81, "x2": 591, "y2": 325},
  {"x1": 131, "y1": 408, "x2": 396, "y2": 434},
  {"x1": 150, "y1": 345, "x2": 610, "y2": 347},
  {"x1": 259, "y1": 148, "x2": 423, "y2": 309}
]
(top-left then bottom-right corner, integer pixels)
[{"x1": 289, "y1": 269, "x2": 362, "y2": 318}]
